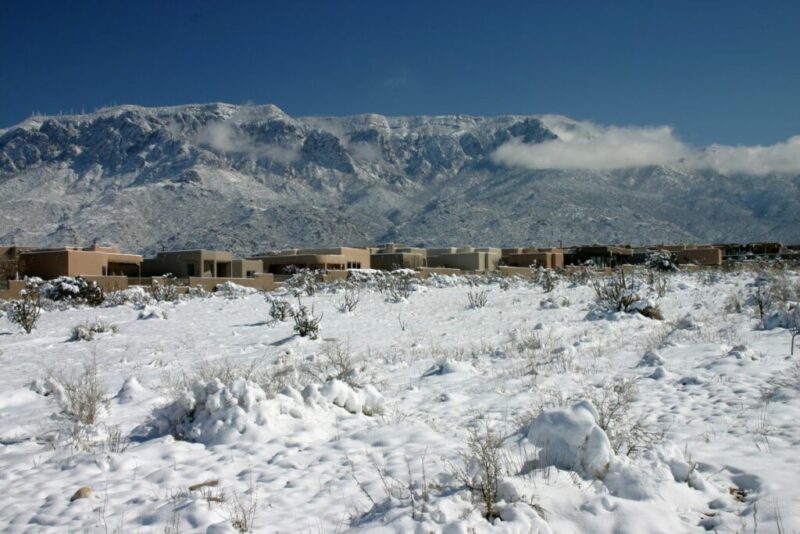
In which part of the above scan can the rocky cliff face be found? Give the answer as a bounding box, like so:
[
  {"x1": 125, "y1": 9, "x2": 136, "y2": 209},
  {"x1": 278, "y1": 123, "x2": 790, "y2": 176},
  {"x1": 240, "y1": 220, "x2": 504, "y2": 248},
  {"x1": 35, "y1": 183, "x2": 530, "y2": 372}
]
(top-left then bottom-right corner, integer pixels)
[{"x1": 1, "y1": 103, "x2": 798, "y2": 255}]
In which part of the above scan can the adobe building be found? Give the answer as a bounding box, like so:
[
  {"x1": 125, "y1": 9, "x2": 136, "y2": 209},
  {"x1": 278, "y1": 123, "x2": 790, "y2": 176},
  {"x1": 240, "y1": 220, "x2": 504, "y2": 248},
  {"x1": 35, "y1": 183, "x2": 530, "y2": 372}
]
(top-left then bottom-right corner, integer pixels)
[
  {"x1": 671, "y1": 247, "x2": 722, "y2": 266},
  {"x1": 565, "y1": 245, "x2": 634, "y2": 268},
  {"x1": 747, "y1": 242, "x2": 784, "y2": 257},
  {"x1": 250, "y1": 247, "x2": 371, "y2": 274},
  {"x1": 426, "y1": 246, "x2": 502, "y2": 272},
  {"x1": 18, "y1": 244, "x2": 143, "y2": 279},
  {"x1": 142, "y1": 250, "x2": 262, "y2": 278},
  {"x1": 502, "y1": 247, "x2": 565, "y2": 269},
  {"x1": 370, "y1": 244, "x2": 427, "y2": 270}
]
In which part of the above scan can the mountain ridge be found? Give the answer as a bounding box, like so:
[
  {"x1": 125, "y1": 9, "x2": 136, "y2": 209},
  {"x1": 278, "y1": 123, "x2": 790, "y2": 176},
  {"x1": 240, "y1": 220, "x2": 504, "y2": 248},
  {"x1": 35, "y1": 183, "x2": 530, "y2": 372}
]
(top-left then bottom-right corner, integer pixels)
[{"x1": 1, "y1": 103, "x2": 798, "y2": 255}]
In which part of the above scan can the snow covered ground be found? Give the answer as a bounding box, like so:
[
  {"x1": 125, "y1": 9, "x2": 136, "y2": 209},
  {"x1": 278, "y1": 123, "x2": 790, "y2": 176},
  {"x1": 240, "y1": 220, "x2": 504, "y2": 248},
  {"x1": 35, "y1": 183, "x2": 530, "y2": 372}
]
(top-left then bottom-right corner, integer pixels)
[{"x1": 0, "y1": 270, "x2": 798, "y2": 533}]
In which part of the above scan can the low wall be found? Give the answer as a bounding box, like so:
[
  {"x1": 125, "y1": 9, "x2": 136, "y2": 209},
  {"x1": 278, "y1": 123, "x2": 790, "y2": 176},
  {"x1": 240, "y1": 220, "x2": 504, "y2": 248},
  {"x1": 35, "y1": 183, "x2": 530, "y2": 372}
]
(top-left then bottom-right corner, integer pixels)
[
  {"x1": 188, "y1": 274, "x2": 275, "y2": 292},
  {"x1": 417, "y1": 267, "x2": 464, "y2": 278},
  {"x1": 0, "y1": 280, "x2": 25, "y2": 300}
]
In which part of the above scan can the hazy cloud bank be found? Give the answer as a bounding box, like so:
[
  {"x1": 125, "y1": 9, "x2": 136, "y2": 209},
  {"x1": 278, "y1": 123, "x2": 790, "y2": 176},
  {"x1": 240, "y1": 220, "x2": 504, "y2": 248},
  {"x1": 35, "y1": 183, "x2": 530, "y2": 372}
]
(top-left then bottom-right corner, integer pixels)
[{"x1": 492, "y1": 119, "x2": 800, "y2": 175}]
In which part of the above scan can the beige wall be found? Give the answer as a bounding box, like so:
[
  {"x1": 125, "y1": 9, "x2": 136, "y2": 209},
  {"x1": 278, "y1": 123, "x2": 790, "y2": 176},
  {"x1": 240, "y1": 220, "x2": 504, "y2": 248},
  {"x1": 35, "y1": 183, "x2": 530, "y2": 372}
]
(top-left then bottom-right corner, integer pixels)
[
  {"x1": 370, "y1": 252, "x2": 426, "y2": 270},
  {"x1": 296, "y1": 247, "x2": 371, "y2": 269},
  {"x1": 674, "y1": 248, "x2": 722, "y2": 266}
]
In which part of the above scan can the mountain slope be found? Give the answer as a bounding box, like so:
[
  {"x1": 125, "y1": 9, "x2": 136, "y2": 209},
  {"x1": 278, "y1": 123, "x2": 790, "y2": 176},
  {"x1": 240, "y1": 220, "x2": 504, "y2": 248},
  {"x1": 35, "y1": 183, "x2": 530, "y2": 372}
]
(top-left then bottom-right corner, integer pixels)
[{"x1": 1, "y1": 103, "x2": 798, "y2": 255}]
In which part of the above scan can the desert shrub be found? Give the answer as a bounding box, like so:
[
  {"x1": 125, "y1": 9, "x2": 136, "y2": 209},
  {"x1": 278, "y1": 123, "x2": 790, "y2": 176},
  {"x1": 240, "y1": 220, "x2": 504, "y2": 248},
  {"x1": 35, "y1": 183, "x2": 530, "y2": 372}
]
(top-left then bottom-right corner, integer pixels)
[
  {"x1": 592, "y1": 269, "x2": 639, "y2": 312},
  {"x1": 293, "y1": 299, "x2": 322, "y2": 339},
  {"x1": 448, "y1": 423, "x2": 507, "y2": 521},
  {"x1": 724, "y1": 292, "x2": 744, "y2": 314},
  {"x1": 152, "y1": 275, "x2": 180, "y2": 302},
  {"x1": 566, "y1": 267, "x2": 592, "y2": 286},
  {"x1": 387, "y1": 270, "x2": 415, "y2": 302},
  {"x1": 467, "y1": 290, "x2": 488, "y2": 309},
  {"x1": 337, "y1": 284, "x2": 360, "y2": 313},
  {"x1": 8, "y1": 282, "x2": 42, "y2": 334},
  {"x1": 70, "y1": 319, "x2": 118, "y2": 341},
  {"x1": 45, "y1": 358, "x2": 109, "y2": 425},
  {"x1": 161, "y1": 358, "x2": 263, "y2": 396},
  {"x1": 266, "y1": 296, "x2": 292, "y2": 323},
  {"x1": 583, "y1": 377, "x2": 663, "y2": 456},
  {"x1": 539, "y1": 270, "x2": 558, "y2": 293},
  {"x1": 303, "y1": 343, "x2": 369, "y2": 388}
]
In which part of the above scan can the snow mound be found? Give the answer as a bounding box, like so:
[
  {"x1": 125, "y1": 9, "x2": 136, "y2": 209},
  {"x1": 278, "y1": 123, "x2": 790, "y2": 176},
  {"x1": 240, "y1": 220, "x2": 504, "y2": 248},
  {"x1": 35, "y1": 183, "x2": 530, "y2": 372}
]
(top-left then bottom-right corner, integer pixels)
[
  {"x1": 151, "y1": 378, "x2": 268, "y2": 444},
  {"x1": 301, "y1": 379, "x2": 384, "y2": 415},
  {"x1": 760, "y1": 302, "x2": 799, "y2": 330},
  {"x1": 138, "y1": 305, "x2": 167, "y2": 320},
  {"x1": 116, "y1": 377, "x2": 148, "y2": 404},
  {"x1": 638, "y1": 350, "x2": 665, "y2": 367},
  {"x1": 524, "y1": 400, "x2": 613, "y2": 479},
  {"x1": 151, "y1": 377, "x2": 383, "y2": 444},
  {"x1": 422, "y1": 358, "x2": 476, "y2": 377},
  {"x1": 214, "y1": 281, "x2": 257, "y2": 298},
  {"x1": 649, "y1": 366, "x2": 669, "y2": 380}
]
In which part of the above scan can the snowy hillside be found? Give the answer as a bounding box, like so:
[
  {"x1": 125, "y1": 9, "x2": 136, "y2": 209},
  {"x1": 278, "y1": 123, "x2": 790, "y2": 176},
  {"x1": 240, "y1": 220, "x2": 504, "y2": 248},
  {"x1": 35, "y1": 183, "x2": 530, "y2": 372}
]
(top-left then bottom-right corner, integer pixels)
[
  {"x1": 0, "y1": 270, "x2": 799, "y2": 532},
  {"x1": 1, "y1": 103, "x2": 798, "y2": 254}
]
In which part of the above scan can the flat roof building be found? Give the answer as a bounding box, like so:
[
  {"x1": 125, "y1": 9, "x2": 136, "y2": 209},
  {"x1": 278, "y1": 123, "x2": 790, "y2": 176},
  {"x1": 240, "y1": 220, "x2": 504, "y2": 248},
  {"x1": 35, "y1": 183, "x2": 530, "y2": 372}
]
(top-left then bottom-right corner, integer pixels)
[
  {"x1": 18, "y1": 244, "x2": 143, "y2": 279},
  {"x1": 142, "y1": 250, "x2": 262, "y2": 278},
  {"x1": 250, "y1": 247, "x2": 371, "y2": 274}
]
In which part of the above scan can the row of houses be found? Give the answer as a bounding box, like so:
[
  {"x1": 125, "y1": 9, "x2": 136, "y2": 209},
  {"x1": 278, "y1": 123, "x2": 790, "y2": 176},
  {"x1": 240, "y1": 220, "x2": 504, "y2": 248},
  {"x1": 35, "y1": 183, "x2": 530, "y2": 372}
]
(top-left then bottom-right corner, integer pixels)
[{"x1": 2, "y1": 241, "x2": 799, "y2": 299}]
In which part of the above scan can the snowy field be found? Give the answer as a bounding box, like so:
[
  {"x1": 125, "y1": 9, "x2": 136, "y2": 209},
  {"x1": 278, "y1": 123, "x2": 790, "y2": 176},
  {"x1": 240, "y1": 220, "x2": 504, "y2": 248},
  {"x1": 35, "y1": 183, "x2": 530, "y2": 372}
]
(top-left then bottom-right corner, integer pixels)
[{"x1": 0, "y1": 269, "x2": 799, "y2": 533}]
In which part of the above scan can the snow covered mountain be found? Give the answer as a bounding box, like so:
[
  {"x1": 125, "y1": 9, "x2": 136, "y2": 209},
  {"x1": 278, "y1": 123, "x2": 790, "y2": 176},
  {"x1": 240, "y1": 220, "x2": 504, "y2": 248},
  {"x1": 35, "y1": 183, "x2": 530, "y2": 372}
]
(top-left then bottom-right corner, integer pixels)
[{"x1": 1, "y1": 103, "x2": 798, "y2": 255}]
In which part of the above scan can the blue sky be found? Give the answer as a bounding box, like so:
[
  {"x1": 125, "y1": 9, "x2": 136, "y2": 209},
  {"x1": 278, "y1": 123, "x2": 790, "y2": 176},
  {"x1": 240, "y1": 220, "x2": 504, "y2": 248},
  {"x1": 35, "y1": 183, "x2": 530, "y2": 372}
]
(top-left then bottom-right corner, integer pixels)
[{"x1": 1, "y1": 0, "x2": 798, "y2": 145}]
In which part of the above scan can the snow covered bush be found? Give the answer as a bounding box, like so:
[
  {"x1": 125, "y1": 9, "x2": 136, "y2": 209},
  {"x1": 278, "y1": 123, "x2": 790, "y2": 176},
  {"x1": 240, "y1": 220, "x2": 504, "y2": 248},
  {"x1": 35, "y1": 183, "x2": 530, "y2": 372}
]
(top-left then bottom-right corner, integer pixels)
[
  {"x1": 539, "y1": 269, "x2": 558, "y2": 293},
  {"x1": 215, "y1": 281, "x2": 257, "y2": 299},
  {"x1": 265, "y1": 295, "x2": 292, "y2": 323},
  {"x1": 152, "y1": 275, "x2": 179, "y2": 302},
  {"x1": 292, "y1": 300, "x2": 322, "y2": 339},
  {"x1": 69, "y1": 319, "x2": 118, "y2": 341},
  {"x1": 138, "y1": 305, "x2": 168, "y2": 320},
  {"x1": 387, "y1": 270, "x2": 416, "y2": 302},
  {"x1": 105, "y1": 286, "x2": 153, "y2": 307},
  {"x1": 287, "y1": 268, "x2": 320, "y2": 297},
  {"x1": 647, "y1": 251, "x2": 678, "y2": 272},
  {"x1": 523, "y1": 400, "x2": 613, "y2": 479},
  {"x1": 39, "y1": 276, "x2": 105, "y2": 306},
  {"x1": 152, "y1": 377, "x2": 268, "y2": 443},
  {"x1": 336, "y1": 284, "x2": 360, "y2": 313},
  {"x1": 7, "y1": 282, "x2": 41, "y2": 334}
]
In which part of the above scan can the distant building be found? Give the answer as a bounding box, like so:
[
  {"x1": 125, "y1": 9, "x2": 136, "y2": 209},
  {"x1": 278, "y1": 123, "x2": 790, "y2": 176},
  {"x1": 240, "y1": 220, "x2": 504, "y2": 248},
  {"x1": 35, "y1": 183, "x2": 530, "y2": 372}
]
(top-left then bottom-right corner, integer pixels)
[
  {"x1": 250, "y1": 247, "x2": 371, "y2": 274},
  {"x1": 426, "y1": 246, "x2": 502, "y2": 272},
  {"x1": 565, "y1": 245, "x2": 633, "y2": 268},
  {"x1": 18, "y1": 244, "x2": 142, "y2": 279},
  {"x1": 502, "y1": 247, "x2": 565, "y2": 269},
  {"x1": 671, "y1": 247, "x2": 722, "y2": 266},
  {"x1": 142, "y1": 250, "x2": 262, "y2": 278},
  {"x1": 370, "y1": 244, "x2": 428, "y2": 270}
]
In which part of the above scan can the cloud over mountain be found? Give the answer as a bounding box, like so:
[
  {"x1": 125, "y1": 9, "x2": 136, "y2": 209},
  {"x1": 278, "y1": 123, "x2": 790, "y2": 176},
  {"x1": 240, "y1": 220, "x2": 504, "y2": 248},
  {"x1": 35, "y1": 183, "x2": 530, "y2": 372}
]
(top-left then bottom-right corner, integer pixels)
[{"x1": 492, "y1": 119, "x2": 800, "y2": 176}]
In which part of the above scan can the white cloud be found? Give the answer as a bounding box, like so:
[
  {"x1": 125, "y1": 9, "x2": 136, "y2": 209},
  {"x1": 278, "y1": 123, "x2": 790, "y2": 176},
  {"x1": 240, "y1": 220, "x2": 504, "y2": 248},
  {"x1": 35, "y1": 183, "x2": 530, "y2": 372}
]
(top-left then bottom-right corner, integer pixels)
[
  {"x1": 195, "y1": 109, "x2": 299, "y2": 165},
  {"x1": 491, "y1": 118, "x2": 800, "y2": 176}
]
